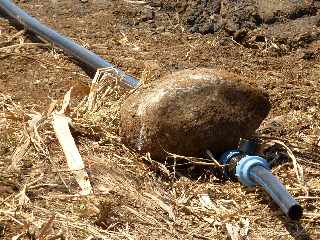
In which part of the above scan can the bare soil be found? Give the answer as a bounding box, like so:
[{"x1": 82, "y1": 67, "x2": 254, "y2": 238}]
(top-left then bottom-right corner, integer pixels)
[{"x1": 0, "y1": 0, "x2": 320, "y2": 239}]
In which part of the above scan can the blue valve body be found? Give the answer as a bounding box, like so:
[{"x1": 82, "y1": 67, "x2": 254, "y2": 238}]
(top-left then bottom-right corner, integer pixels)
[
  {"x1": 218, "y1": 150, "x2": 303, "y2": 220},
  {"x1": 236, "y1": 155, "x2": 270, "y2": 187},
  {"x1": 219, "y1": 150, "x2": 269, "y2": 187}
]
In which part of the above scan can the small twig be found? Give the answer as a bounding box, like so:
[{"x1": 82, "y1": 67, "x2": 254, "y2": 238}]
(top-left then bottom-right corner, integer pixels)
[
  {"x1": 0, "y1": 29, "x2": 25, "y2": 47},
  {"x1": 303, "y1": 212, "x2": 320, "y2": 218},
  {"x1": 0, "y1": 210, "x2": 25, "y2": 225},
  {"x1": 33, "y1": 192, "x2": 110, "y2": 200},
  {"x1": 8, "y1": 29, "x2": 26, "y2": 42},
  {"x1": 267, "y1": 139, "x2": 304, "y2": 185},
  {"x1": 9, "y1": 131, "x2": 31, "y2": 170},
  {"x1": 125, "y1": 206, "x2": 159, "y2": 225},
  {"x1": 296, "y1": 196, "x2": 320, "y2": 200},
  {"x1": 205, "y1": 149, "x2": 223, "y2": 167},
  {"x1": 260, "y1": 135, "x2": 318, "y2": 149},
  {"x1": 166, "y1": 151, "x2": 223, "y2": 168},
  {"x1": 37, "y1": 215, "x2": 55, "y2": 240},
  {"x1": 0, "y1": 42, "x2": 50, "y2": 52},
  {"x1": 0, "y1": 194, "x2": 15, "y2": 207},
  {"x1": 142, "y1": 153, "x2": 170, "y2": 177},
  {"x1": 143, "y1": 192, "x2": 175, "y2": 221},
  {"x1": 28, "y1": 183, "x2": 61, "y2": 190},
  {"x1": 47, "y1": 232, "x2": 64, "y2": 240}
]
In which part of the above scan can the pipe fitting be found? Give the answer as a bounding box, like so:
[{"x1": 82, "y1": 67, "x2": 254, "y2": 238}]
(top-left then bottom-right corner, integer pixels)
[
  {"x1": 235, "y1": 156, "x2": 270, "y2": 187},
  {"x1": 219, "y1": 150, "x2": 240, "y2": 165}
]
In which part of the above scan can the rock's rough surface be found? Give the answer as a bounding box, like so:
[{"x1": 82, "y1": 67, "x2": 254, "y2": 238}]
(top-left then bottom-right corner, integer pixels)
[{"x1": 120, "y1": 68, "x2": 271, "y2": 160}]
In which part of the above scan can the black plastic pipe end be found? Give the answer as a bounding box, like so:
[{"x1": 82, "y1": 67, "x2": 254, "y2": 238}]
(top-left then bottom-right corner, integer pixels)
[{"x1": 288, "y1": 204, "x2": 303, "y2": 221}]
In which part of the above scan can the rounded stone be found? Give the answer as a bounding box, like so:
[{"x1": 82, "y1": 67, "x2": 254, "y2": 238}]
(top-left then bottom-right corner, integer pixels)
[{"x1": 119, "y1": 68, "x2": 271, "y2": 160}]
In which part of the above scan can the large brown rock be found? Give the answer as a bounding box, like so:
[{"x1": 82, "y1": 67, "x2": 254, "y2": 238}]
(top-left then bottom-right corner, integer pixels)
[{"x1": 120, "y1": 68, "x2": 271, "y2": 160}]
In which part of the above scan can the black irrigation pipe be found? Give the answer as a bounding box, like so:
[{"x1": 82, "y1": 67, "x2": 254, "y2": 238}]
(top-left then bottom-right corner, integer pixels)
[{"x1": 0, "y1": 0, "x2": 140, "y2": 88}]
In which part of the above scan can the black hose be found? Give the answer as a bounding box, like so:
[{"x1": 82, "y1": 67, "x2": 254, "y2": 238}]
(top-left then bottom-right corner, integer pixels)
[
  {"x1": 0, "y1": 0, "x2": 140, "y2": 88},
  {"x1": 250, "y1": 165, "x2": 303, "y2": 220}
]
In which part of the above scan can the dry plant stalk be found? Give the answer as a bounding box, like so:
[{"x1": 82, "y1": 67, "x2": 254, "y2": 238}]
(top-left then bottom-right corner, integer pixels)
[
  {"x1": 51, "y1": 68, "x2": 121, "y2": 195},
  {"x1": 86, "y1": 68, "x2": 114, "y2": 112},
  {"x1": 52, "y1": 89, "x2": 93, "y2": 195},
  {"x1": 268, "y1": 139, "x2": 305, "y2": 185},
  {"x1": 10, "y1": 112, "x2": 43, "y2": 170},
  {"x1": 143, "y1": 192, "x2": 175, "y2": 221},
  {"x1": 10, "y1": 133, "x2": 31, "y2": 170},
  {"x1": 80, "y1": 67, "x2": 120, "y2": 114},
  {"x1": 166, "y1": 151, "x2": 223, "y2": 167}
]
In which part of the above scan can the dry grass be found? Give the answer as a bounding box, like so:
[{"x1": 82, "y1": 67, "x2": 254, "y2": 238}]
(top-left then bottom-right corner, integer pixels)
[
  {"x1": 1, "y1": 68, "x2": 320, "y2": 239},
  {"x1": 0, "y1": 5, "x2": 320, "y2": 239}
]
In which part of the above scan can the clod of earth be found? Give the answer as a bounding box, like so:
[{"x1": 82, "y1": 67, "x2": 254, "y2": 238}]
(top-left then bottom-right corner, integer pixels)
[
  {"x1": 120, "y1": 68, "x2": 271, "y2": 160},
  {"x1": 156, "y1": 0, "x2": 320, "y2": 51},
  {"x1": 161, "y1": 0, "x2": 317, "y2": 34}
]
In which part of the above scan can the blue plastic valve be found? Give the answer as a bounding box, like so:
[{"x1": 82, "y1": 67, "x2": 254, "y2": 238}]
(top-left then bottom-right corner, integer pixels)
[{"x1": 219, "y1": 150, "x2": 303, "y2": 220}]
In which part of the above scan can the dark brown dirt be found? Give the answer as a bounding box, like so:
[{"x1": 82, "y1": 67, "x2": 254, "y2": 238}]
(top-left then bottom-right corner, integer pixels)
[
  {"x1": 1, "y1": 0, "x2": 320, "y2": 111},
  {"x1": 153, "y1": 0, "x2": 320, "y2": 51},
  {"x1": 1, "y1": 0, "x2": 320, "y2": 239}
]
